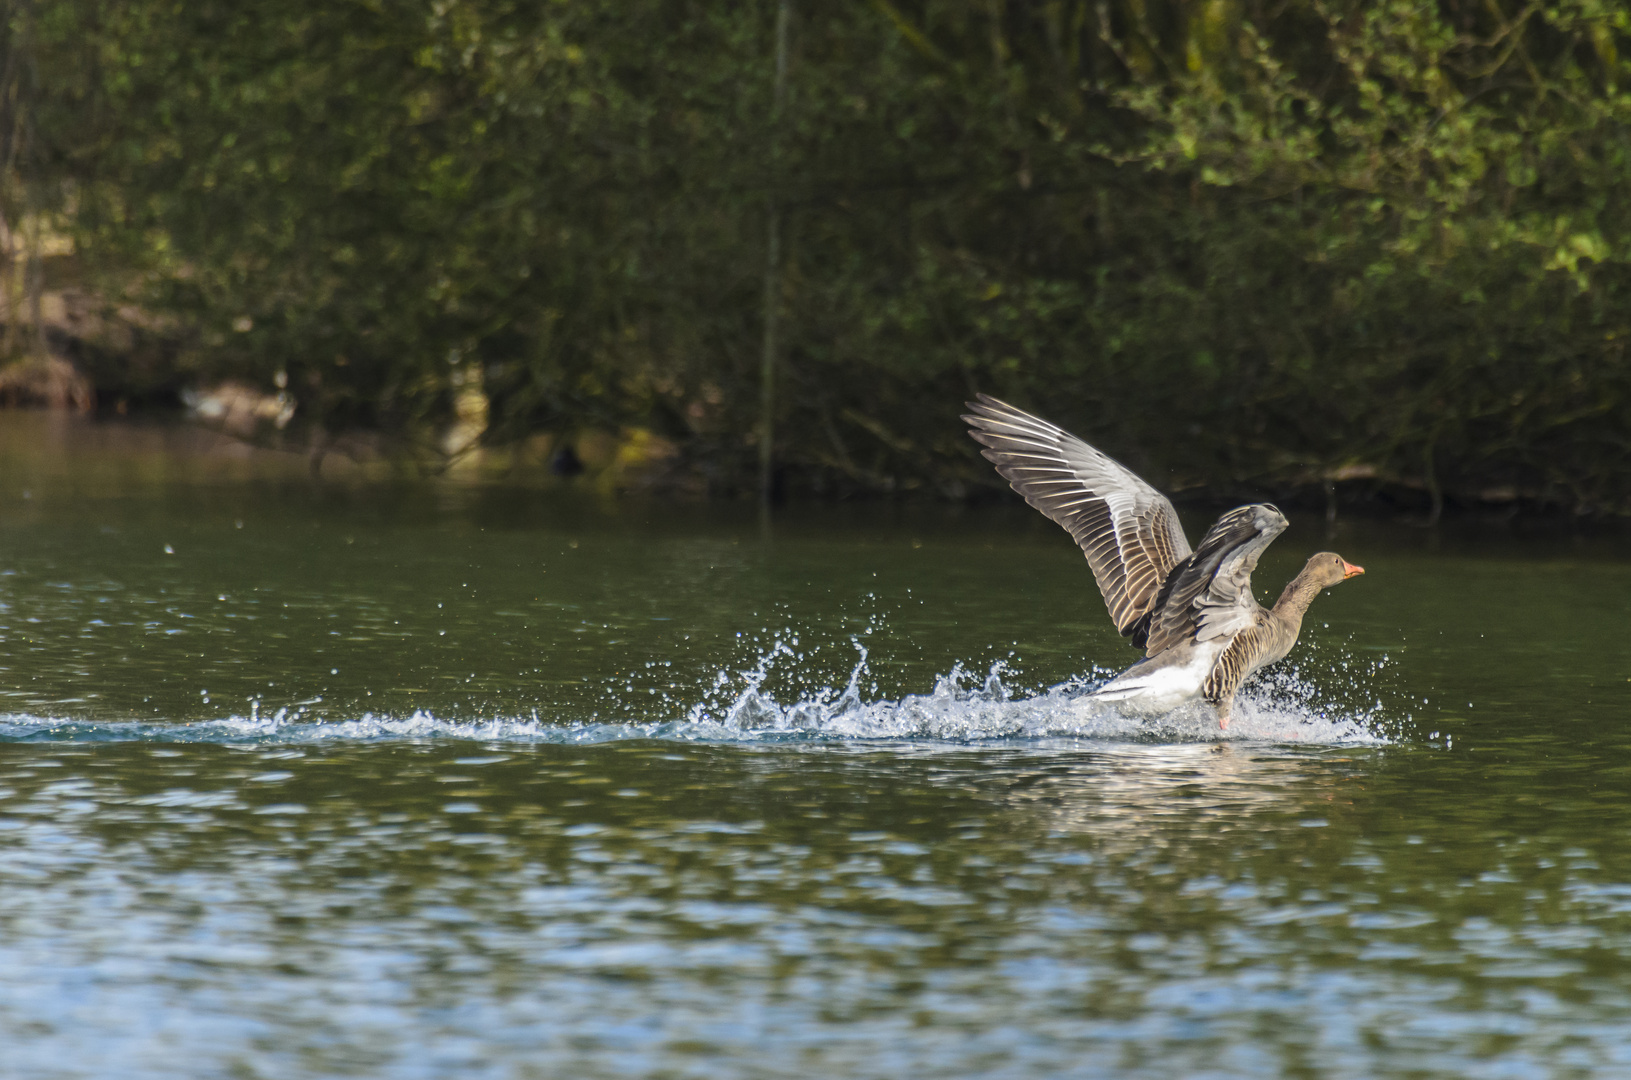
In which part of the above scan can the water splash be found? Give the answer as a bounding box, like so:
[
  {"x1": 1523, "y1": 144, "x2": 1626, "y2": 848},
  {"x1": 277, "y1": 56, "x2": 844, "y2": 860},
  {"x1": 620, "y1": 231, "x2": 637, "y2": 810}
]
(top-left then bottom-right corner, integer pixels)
[
  {"x1": 679, "y1": 636, "x2": 1389, "y2": 745},
  {"x1": 0, "y1": 633, "x2": 1392, "y2": 747}
]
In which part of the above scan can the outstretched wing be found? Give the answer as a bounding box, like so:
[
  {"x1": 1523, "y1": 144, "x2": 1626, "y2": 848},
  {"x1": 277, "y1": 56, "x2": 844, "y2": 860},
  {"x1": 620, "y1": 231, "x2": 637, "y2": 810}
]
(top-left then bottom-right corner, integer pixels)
[
  {"x1": 963, "y1": 394, "x2": 1192, "y2": 639},
  {"x1": 1145, "y1": 504, "x2": 1287, "y2": 656}
]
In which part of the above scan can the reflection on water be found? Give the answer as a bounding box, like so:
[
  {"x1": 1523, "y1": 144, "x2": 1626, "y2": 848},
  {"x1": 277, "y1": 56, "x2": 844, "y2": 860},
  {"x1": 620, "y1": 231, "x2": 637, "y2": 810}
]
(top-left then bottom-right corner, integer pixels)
[
  {"x1": 5, "y1": 738, "x2": 1631, "y2": 1078},
  {"x1": 3, "y1": 413, "x2": 1631, "y2": 1078}
]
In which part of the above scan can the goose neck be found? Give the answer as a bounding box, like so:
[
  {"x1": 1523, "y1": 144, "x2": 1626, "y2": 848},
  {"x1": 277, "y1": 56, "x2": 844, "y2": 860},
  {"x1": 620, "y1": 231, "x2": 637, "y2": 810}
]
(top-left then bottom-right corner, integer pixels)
[{"x1": 1270, "y1": 568, "x2": 1325, "y2": 624}]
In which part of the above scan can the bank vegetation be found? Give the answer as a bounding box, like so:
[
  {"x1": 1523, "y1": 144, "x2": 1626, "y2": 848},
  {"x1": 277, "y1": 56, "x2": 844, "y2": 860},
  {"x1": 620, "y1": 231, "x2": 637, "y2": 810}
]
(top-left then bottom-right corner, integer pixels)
[{"x1": 4, "y1": 0, "x2": 1631, "y2": 514}]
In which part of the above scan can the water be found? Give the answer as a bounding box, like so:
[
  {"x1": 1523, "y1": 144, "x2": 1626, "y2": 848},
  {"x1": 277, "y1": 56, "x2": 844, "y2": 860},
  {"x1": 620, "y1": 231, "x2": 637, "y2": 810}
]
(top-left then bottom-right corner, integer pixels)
[{"x1": 3, "y1": 414, "x2": 1631, "y2": 1078}]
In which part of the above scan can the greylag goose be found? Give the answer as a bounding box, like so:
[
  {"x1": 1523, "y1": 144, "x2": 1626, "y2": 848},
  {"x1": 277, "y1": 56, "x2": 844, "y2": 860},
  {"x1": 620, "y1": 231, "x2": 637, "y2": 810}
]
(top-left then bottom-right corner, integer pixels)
[{"x1": 963, "y1": 394, "x2": 1364, "y2": 729}]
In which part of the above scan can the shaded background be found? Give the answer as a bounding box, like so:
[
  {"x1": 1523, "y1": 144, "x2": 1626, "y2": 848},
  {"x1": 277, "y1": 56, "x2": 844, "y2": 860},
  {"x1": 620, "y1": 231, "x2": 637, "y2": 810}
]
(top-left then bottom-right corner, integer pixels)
[{"x1": 3, "y1": 0, "x2": 1630, "y2": 513}]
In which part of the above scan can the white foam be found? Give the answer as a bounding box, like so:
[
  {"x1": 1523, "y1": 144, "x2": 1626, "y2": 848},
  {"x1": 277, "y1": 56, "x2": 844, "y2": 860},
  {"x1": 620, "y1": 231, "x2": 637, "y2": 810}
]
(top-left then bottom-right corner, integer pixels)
[
  {"x1": 0, "y1": 638, "x2": 1394, "y2": 748},
  {"x1": 678, "y1": 642, "x2": 1388, "y2": 745}
]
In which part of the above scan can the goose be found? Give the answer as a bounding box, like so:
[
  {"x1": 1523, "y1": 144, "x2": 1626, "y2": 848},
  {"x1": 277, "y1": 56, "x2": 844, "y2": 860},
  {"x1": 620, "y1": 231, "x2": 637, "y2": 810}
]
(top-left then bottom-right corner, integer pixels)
[{"x1": 963, "y1": 394, "x2": 1364, "y2": 729}]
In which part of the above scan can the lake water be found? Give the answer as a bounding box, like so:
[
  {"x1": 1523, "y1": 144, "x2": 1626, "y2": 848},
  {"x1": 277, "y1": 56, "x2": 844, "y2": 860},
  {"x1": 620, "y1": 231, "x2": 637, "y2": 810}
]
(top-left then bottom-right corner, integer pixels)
[{"x1": 3, "y1": 413, "x2": 1631, "y2": 1078}]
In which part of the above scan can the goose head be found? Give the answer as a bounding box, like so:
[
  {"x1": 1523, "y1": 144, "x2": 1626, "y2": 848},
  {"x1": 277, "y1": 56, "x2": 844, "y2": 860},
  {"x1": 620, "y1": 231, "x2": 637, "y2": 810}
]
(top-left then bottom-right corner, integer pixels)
[{"x1": 1304, "y1": 551, "x2": 1366, "y2": 589}]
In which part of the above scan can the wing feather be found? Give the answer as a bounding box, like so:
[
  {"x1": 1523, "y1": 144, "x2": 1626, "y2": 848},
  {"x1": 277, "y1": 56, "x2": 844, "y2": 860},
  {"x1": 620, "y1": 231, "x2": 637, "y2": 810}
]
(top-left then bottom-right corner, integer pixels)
[
  {"x1": 963, "y1": 394, "x2": 1193, "y2": 638},
  {"x1": 1145, "y1": 504, "x2": 1288, "y2": 656}
]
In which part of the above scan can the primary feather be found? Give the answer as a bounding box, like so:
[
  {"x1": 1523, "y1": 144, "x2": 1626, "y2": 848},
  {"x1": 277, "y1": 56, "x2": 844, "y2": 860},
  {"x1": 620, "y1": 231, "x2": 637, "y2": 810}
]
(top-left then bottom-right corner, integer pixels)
[{"x1": 962, "y1": 393, "x2": 1192, "y2": 642}]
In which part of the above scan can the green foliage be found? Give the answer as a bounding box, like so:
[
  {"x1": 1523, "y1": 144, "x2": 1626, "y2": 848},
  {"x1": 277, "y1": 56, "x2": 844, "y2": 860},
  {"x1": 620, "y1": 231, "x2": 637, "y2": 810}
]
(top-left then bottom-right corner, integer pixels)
[{"x1": 11, "y1": 0, "x2": 1631, "y2": 509}]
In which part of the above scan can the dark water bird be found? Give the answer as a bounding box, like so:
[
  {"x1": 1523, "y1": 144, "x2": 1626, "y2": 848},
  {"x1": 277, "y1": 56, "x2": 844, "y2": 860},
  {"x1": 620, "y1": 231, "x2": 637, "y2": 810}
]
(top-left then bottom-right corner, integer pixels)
[{"x1": 963, "y1": 394, "x2": 1365, "y2": 729}]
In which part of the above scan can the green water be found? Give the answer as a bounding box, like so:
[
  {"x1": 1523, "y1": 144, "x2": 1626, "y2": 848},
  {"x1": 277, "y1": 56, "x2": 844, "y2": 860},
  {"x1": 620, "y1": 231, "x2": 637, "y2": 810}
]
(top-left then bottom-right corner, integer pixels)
[{"x1": 3, "y1": 414, "x2": 1631, "y2": 1079}]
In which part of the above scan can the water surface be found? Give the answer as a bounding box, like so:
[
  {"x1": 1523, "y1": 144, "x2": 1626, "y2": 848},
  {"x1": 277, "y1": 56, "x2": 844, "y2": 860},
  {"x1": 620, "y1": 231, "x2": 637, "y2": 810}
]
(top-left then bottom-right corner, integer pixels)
[{"x1": 2, "y1": 414, "x2": 1630, "y2": 1078}]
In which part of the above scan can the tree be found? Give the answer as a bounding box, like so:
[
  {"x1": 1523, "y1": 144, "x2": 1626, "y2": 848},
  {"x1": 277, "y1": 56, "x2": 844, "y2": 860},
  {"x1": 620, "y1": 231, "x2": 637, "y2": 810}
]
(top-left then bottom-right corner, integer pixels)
[{"x1": 14, "y1": 0, "x2": 1631, "y2": 511}]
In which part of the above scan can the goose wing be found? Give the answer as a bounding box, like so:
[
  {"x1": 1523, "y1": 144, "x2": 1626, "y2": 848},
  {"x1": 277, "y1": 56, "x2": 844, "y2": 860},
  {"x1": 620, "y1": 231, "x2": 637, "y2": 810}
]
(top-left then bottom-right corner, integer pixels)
[
  {"x1": 963, "y1": 394, "x2": 1192, "y2": 639},
  {"x1": 1145, "y1": 504, "x2": 1288, "y2": 656}
]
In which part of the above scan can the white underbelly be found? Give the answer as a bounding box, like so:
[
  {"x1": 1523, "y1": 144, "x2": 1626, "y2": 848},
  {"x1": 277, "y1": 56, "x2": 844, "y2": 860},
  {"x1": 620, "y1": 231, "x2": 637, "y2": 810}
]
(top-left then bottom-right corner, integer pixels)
[{"x1": 1086, "y1": 642, "x2": 1225, "y2": 714}]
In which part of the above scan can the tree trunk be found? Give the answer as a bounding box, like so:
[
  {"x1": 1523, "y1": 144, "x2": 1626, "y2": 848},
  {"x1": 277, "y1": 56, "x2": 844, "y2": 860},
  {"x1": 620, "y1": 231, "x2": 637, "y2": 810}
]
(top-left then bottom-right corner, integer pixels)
[{"x1": 758, "y1": 0, "x2": 792, "y2": 507}]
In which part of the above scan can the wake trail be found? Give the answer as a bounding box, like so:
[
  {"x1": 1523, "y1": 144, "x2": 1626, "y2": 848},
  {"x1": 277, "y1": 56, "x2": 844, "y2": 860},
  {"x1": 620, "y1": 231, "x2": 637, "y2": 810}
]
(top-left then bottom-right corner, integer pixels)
[{"x1": 0, "y1": 637, "x2": 1393, "y2": 747}]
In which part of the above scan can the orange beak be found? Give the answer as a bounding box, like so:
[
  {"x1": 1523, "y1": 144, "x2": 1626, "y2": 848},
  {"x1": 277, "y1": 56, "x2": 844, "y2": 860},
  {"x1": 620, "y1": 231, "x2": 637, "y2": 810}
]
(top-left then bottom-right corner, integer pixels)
[{"x1": 1341, "y1": 560, "x2": 1365, "y2": 579}]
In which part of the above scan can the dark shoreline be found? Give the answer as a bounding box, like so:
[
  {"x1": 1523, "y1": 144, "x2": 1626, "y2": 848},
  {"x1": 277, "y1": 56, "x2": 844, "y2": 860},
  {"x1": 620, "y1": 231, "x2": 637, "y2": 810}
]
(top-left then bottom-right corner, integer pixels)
[{"x1": 3, "y1": 407, "x2": 1628, "y2": 540}]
